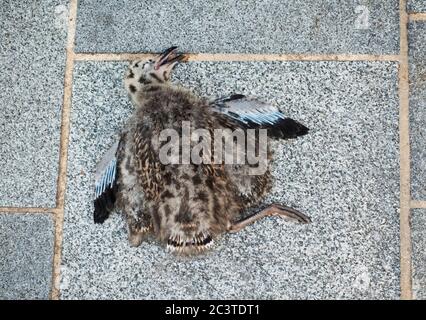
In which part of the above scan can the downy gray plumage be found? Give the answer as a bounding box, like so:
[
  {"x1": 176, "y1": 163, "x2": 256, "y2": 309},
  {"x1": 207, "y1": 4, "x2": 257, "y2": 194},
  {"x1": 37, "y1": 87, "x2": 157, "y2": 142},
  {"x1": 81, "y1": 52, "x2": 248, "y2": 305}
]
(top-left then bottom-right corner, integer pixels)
[{"x1": 94, "y1": 47, "x2": 311, "y2": 255}]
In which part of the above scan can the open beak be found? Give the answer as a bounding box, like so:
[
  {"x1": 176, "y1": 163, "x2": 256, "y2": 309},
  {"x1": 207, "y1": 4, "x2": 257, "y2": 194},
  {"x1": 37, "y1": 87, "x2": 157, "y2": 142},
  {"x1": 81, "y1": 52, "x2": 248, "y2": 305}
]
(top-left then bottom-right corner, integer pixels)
[{"x1": 154, "y1": 46, "x2": 187, "y2": 70}]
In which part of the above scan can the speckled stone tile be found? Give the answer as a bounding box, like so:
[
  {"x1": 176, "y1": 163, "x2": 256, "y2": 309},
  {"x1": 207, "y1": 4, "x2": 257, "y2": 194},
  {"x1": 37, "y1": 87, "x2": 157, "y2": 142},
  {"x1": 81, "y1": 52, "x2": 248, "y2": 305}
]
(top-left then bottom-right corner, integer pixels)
[
  {"x1": 75, "y1": 0, "x2": 399, "y2": 54},
  {"x1": 61, "y1": 61, "x2": 400, "y2": 299},
  {"x1": 0, "y1": 214, "x2": 54, "y2": 300},
  {"x1": 409, "y1": 22, "x2": 426, "y2": 200},
  {"x1": 412, "y1": 210, "x2": 426, "y2": 299},
  {"x1": 0, "y1": 0, "x2": 68, "y2": 207},
  {"x1": 408, "y1": 0, "x2": 426, "y2": 12}
]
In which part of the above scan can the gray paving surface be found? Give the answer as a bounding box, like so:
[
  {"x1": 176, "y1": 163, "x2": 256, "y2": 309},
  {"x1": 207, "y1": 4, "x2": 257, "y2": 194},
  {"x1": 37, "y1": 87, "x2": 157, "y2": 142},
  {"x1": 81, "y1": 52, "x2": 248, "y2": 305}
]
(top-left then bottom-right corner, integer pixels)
[
  {"x1": 0, "y1": 214, "x2": 54, "y2": 300},
  {"x1": 60, "y1": 61, "x2": 400, "y2": 299},
  {"x1": 0, "y1": 0, "x2": 68, "y2": 207},
  {"x1": 409, "y1": 22, "x2": 426, "y2": 200},
  {"x1": 74, "y1": 0, "x2": 399, "y2": 54},
  {"x1": 408, "y1": 0, "x2": 426, "y2": 12},
  {"x1": 412, "y1": 210, "x2": 426, "y2": 300}
]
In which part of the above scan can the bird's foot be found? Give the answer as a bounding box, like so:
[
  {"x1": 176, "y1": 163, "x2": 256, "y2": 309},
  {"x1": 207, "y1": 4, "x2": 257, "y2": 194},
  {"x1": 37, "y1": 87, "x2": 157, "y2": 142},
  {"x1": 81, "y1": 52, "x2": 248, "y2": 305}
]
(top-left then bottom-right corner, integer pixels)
[
  {"x1": 228, "y1": 203, "x2": 311, "y2": 233},
  {"x1": 128, "y1": 225, "x2": 151, "y2": 247},
  {"x1": 269, "y1": 203, "x2": 311, "y2": 224}
]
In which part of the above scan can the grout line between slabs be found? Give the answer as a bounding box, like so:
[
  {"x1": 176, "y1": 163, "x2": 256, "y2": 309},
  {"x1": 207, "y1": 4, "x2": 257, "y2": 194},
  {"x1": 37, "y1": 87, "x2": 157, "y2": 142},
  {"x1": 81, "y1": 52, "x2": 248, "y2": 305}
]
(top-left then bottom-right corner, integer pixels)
[
  {"x1": 74, "y1": 52, "x2": 401, "y2": 62},
  {"x1": 411, "y1": 201, "x2": 426, "y2": 209},
  {"x1": 409, "y1": 13, "x2": 426, "y2": 21},
  {"x1": 50, "y1": 0, "x2": 78, "y2": 301},
  {"x1": 399, "y1": 0, "x2": 412, "y2": 300}
]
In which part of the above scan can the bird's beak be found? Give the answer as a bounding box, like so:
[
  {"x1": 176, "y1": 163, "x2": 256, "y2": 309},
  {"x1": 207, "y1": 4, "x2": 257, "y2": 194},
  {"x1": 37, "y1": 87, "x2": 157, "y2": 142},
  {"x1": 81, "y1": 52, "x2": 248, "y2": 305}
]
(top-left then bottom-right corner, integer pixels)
[{"x1": 154, "y1": 46, "x2": 187, "y2": 71}]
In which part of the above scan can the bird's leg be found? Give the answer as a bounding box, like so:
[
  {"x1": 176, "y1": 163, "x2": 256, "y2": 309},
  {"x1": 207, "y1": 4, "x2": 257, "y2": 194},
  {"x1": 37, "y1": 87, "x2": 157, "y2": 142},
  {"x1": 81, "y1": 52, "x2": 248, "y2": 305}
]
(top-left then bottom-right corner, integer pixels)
[{"x1": 228, "y1": 203, "x2": 311, "y2": 233}]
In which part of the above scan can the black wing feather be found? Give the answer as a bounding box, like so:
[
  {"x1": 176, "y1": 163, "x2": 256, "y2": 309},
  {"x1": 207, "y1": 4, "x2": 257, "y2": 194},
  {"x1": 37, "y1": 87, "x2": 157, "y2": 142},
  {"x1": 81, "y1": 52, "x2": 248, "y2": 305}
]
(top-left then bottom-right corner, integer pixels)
[
  {"x1": 211, "y1": 94, "x2": 309, "y2": 140},
  {"x1": 93, "y1": 140, "x2": 120, "y2": 224}
]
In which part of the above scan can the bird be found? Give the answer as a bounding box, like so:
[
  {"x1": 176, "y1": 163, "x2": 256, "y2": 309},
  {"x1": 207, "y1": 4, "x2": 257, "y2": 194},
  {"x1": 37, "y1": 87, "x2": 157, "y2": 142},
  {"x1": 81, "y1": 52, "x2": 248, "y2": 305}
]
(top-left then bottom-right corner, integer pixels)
[{"x1": 94, "y1": 46, "x2": 311, "y2": 255}]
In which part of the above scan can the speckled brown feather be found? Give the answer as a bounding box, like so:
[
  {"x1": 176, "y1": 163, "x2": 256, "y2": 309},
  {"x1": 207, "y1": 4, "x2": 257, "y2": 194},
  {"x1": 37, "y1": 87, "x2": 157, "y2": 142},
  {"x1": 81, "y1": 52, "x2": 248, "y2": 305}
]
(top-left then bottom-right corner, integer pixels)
[
  {"x1": 116, "y1": 55, "x2": 276, "y2": 254},
  {"x1": 120, "y1": 83, "x2": 256, "y2": 253}
]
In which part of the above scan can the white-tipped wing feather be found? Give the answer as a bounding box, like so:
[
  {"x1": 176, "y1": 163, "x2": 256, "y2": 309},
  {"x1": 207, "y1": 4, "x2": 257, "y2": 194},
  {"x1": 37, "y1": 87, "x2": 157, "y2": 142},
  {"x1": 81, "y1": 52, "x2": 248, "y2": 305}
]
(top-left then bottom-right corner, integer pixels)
[
  {"x1": 211, "y1": 94, "x2": 309, "y2": 139},
  {"x1": 94, "y1": 139, "x2": 119, "y2": 223},
  {"x1": 213, "y1": 94, "x2": 285, "y2": 125},
  {"x1": 95, "y1": 140, "x2": 119, "y2": 198}
]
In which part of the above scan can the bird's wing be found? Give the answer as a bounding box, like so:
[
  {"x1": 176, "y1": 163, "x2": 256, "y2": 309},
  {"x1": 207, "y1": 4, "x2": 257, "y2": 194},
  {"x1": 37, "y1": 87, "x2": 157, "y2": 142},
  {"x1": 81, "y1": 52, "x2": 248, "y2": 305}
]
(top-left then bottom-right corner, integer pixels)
[
  {"x1": 94, "y1": 139, "x2": 120, "y2": 224},
  {"x1": 211, "y1": 94, "x2": 309, "y2": 139}
]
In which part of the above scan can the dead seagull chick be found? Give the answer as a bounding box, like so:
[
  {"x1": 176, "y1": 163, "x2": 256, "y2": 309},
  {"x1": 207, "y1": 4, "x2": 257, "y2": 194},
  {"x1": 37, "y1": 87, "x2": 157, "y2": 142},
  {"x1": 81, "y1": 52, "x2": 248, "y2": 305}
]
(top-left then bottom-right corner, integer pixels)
[{"x1": 94, "y1": 47, "x2": 311, "y2": 255}]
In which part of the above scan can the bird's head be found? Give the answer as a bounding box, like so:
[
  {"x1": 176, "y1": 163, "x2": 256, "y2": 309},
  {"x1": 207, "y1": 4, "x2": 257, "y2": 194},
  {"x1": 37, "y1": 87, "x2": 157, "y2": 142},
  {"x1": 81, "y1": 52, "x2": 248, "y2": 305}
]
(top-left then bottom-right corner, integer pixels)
[{"x1": 124, "y1": 46, "x2": 186, "y2": 97}]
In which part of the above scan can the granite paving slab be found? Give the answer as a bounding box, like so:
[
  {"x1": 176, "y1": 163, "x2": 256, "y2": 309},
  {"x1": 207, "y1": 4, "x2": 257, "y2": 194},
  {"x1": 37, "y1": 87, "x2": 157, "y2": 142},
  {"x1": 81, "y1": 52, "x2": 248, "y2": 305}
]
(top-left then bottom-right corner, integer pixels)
[
  {"x1": 0, "y1": 0, "x2": 68, "y2": 206},
  {"x1": 60, "y1": 60, "x2": 400, "y2": 299},
  {"x1": 0, "y1": 213, "x2": 54, "y2": 300},
  {"x1": 409, "y1": 22, "x2": 426, "y2": 200},
  {"x1": 408, "y1": 0, "x2": 426, "y2": 13},
  {"x1": 75, "y1": 0, "x2": 399, "y2": 54},
  {"x1": 412, "y1": 210, "x2": 426, "y2": 299}
]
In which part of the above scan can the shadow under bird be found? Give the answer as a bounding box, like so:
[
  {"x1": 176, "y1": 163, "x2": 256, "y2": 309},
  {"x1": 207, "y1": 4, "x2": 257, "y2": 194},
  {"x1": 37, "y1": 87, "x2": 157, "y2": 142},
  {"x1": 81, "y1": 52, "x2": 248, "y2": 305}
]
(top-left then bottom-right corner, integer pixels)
[{"x1": 94, "y1": 46, "x2": 311, "y2": 255}]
